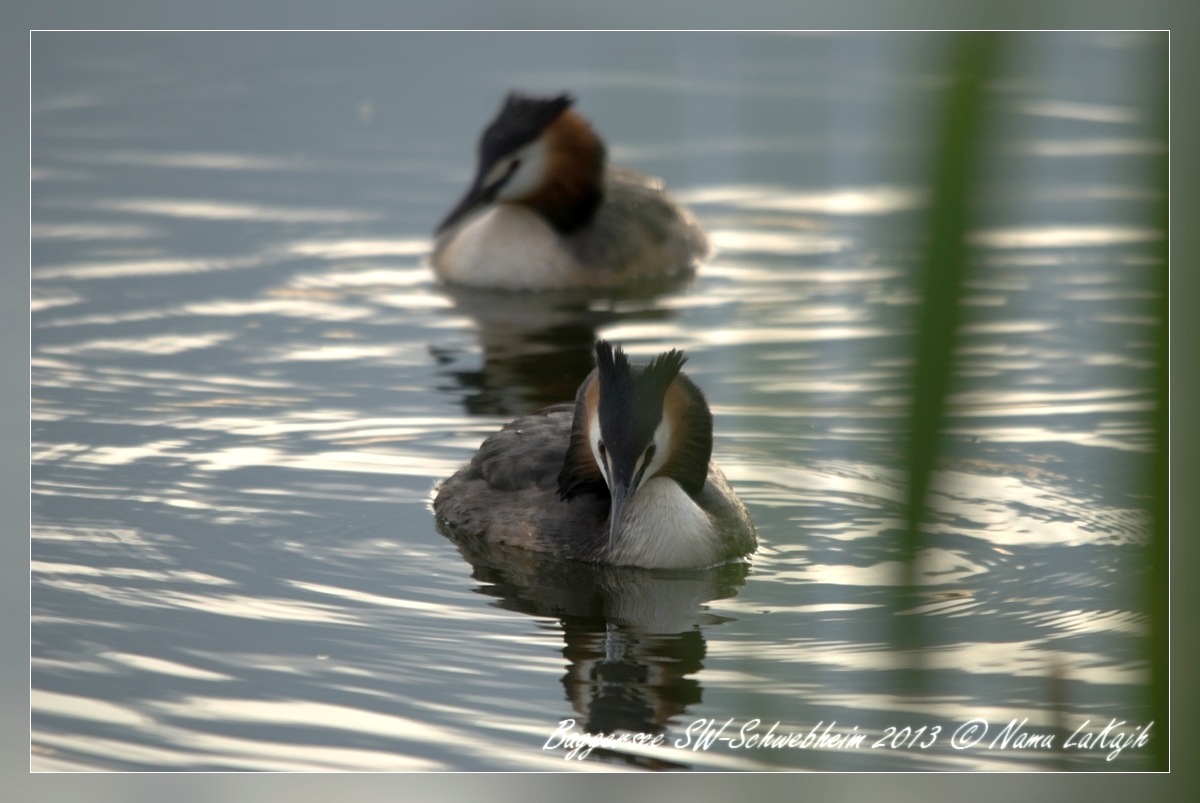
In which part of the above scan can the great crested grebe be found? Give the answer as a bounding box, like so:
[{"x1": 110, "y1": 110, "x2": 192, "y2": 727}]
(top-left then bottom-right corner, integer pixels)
[
  {"x1": 433, "y1": 341, "x2": 755, "y2": 569},
  {"x1": 432, "y1": 92, "x2": 709, "y2": 290}
]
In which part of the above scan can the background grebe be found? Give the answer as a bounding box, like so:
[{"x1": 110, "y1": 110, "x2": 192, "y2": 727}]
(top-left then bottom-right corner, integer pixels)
[
  {"x1": 433, "y1": 341, "x2": 756, "y2": 568},
  {"x1": 432, "y1": 92, "x2": 709, "y2": 290}
]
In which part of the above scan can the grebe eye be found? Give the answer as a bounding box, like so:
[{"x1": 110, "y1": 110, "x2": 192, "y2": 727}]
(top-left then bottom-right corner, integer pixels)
[
  {"x1": 598, "y1": 442, "x2": 606, "y2": 460},
  {"x1": 645, "y1": 444, "x2": 656, "y2": 462}
]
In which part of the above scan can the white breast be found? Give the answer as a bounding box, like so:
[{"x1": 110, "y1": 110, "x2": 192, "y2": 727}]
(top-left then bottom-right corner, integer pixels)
[
  {"x1": 432, "y1": 205, "x2": 582, "y2": 290},
  {"x1": 608, "y1": 476, "x2": 722, "y2": 569}
]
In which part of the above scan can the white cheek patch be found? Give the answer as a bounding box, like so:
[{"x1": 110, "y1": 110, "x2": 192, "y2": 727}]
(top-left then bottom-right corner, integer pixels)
[
  {"x1": 495, "y1": 139, "x2": 549, "y2": 200},
  {"x1": 638, "y1": 417, "x2": 672, "y2": 489},
  {"x1": 482, "y1": 159, "x2": 513, "y2": 189},
  {"x1": 588, "y1": 414, "x2": 610, "y2": 487}
]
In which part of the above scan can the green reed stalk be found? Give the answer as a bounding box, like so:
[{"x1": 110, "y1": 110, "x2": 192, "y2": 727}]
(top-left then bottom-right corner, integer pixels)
[
  {"x1": 898, "y1": 32, "x2": 1000, "y2": 656},
  {"x1": 1146, "y1": 58, "x2": 1169, "y2": 772}
]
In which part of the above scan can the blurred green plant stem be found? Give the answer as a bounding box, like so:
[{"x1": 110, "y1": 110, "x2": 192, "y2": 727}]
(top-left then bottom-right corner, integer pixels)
[
  {"x1": 897, "y1": 31, "x2": 1000, "y2": 656},
  {"x1": 1146, "y1": 62, "x2": 1169, "y2": 773}
]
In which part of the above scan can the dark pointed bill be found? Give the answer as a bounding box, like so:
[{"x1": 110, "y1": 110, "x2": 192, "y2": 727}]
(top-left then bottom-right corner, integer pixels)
[
  {"x1": 608, "y1": 481, "x2": 630, "y2": 550},
  {"x1": 436, "y1": 92, "x2": 573, "y2": 235},
  {"x1": 435, "y1": 174, "x2": 497, "y2": 235}
]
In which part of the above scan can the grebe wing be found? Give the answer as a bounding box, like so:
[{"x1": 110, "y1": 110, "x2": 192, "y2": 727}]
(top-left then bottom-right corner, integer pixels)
[
  {"x1": 569, "y1": 167, "x2": 709, "y2": 274},
  {"x1": 468, "y1": 403, "x2": 574, "y2": 492}
]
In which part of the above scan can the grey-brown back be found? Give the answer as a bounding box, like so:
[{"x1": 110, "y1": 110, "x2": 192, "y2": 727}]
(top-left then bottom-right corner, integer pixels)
[
  {"x1": 433, "y1": 405, "x2": 612, "y2": 561},
  {"x1": 565, "y1": 168, "x2": 709, "y2": 278}
]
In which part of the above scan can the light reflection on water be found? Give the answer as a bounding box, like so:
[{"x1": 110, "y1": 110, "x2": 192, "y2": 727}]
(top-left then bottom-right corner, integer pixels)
[{"x1": 31, "y1": 31, "x2": 1161, "y2": 770}]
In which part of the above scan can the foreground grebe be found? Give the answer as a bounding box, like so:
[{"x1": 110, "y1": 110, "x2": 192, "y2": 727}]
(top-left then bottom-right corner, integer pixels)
[
  {"x1": 432, "y1": 92, "x2": 709, "y2": 290},
  {"x1": 434, "y1": 341, "x2": 755, "y2": 568}
]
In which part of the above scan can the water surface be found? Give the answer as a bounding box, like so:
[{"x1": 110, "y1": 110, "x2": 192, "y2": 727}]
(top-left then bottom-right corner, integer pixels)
[{"x1": 31, "y1": 31, "x2": 1163, "y2": 770}]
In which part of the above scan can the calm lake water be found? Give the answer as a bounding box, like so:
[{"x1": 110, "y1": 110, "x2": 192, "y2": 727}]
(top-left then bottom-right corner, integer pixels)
[{"x1": 31, "y1": 32, "x2": 1164, "y2": 771}]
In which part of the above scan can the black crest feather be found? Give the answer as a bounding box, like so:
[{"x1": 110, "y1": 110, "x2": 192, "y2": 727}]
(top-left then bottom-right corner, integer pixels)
[
  {"x1": 595, "y1": 341, "x2": 685, "y2": 469},
  {"x1": 480, "y1": 92, "x2": 574, "y2": 163},
  {"x1": 558, "y1": 341, "x2": 712, "y2": 502},
  {"x1": 595, "y1": 341, "x2": 686, "y2": 416}
]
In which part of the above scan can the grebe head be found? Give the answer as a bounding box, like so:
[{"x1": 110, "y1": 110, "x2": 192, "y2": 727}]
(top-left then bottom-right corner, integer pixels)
[
  {"x1": 558, "y1": 341, "x2": 714, "y2": 548},
  {"x1": 436, "y1": 91, "x2": 607, "y2": 237}
]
